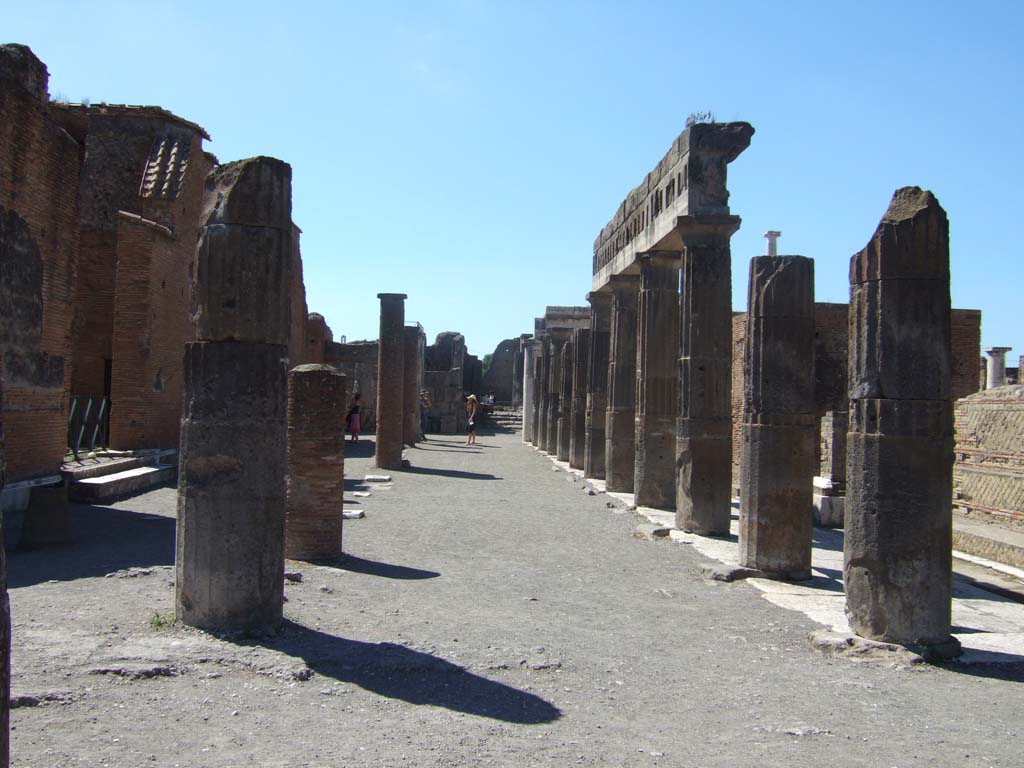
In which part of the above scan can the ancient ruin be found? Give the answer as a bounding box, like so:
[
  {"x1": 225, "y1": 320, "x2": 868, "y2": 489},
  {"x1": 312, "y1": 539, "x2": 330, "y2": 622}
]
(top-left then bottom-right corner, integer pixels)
[
  {"x1": 374, "y1": 294, "x2": 406, "y2": 469},
  {"x1": 569, "y1": 327, "x2": 590, "y2": 470},
  {"x1": 605, "y1": 274, "x2": 639, "y2": 492},
  {"x1": 583, "y1": 292, "x2": 611, "y2": 479}
]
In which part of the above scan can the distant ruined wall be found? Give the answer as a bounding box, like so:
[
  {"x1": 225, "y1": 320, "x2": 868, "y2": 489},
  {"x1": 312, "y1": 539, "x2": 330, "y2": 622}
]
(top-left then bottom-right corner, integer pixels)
[
  {"x1": 423, "y1": 368, "x2": 465, "y2": 434},
  {"x1": 325, "y1": 341, "x2": 378, "y2": 432},
  {"x1": 481, "y1": 338, "x2": 520, "y2": 403}
]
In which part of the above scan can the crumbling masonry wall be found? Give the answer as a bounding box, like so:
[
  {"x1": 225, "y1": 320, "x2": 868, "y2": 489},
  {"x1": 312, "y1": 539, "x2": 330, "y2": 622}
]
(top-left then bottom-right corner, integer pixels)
[{"x1": 325, "y1": 341, "x2": 378, "y2": 432}]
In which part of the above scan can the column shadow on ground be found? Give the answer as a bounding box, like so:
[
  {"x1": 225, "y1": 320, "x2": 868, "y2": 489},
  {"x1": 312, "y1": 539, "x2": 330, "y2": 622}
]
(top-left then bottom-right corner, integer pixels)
[
  {"x1": 343, "y1": 439, "x2": 376, "y2": 458},
  {"x1": 401, "y1": 466, "x2": 501, "y2": 481},
  {"x1": 248, "y1": 620, "x2": 563, "y2": 724},
  {"x1": 328, "y1": 554, "x2": 440, "y2": 580}
]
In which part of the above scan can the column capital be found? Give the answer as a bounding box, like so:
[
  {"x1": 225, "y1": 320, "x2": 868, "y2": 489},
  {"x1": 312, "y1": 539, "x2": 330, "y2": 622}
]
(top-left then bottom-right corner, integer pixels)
[
  {"x1": 586, "y1": 290, "x2": 612, "y2": 308},
  {"x1": 673, "y1": 214, "x2": 741, "y2": 242},
  {"x1": 638, "y1": 250, "x2": 682, "y2": 265},
  {"x1": 377, "y1": 293, "x2": 408, "y2": 301}
]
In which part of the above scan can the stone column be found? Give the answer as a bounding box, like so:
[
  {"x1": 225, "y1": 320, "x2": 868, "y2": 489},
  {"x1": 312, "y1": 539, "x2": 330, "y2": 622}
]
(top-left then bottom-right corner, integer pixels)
[
  {"x1": 557, "y1": 339, "x2": 574, "y2": 461},
  {"x1": 285, "y1": 364, "x2": 347, "y2": 560},
  {"x1": 177, "y1": 157, "x2": 292, "y2": 632},
  {"x1": 584, "y1": 291, "x2": 611, "y2": 479},
  {"x1": 738, "y1": 256, "x2": 816, "y2": 579},
  {"x1": 375, "y1": 293, "x2": 406, "y2": 469},
  {"x1": 512, "y1": 340, "x2": 525, "y2": 407},
  {"x1": 605, "y1": 273, "x2": 640, "y2": 492},
  {"x1": 634, "y1": 252, "x2": 680, "y2": 510},
  {"x1": 536, "y1": 337, "x2": 550, "y2": 449},
  {"x1": 0, "y1": 372, "x2": 8, "y2": 768},
  {"x1": 402, "y1": 325, "x2": 423, "y2": 446},
  {"x1": 845, "y1": 187, "x2": 959, "y2": 659},
  {"x1": 522, "y1": 340, "x2": 540, "y2": 442},
  {"x1": 544, "y1": 334, "x2": 566, "y2": 454},
  {"x1": 675, "y1": 215, "x2": 741, "y2": 535},
  {"x1": 570, "y1": 328, "x2": 591, "y2": 470},
  {"x1": 985, "y1": 347, "x2": 1011, "y2": 389}
]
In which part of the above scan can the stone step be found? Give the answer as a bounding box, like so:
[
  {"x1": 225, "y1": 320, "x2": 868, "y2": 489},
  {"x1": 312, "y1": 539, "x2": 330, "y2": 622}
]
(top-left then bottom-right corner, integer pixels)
[
  {"x1": 69, "y1": 465, "x2": 177, "y2": 502},
  {"x1": 953, "y1": 514, "x2": 1024, "y2": 570}
]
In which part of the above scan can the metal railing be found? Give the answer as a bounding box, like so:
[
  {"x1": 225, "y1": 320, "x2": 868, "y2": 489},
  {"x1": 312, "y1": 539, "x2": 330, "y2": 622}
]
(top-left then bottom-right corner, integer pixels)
[{"x1": 67, "y1": 396, "x2": 110, "y2": 460}]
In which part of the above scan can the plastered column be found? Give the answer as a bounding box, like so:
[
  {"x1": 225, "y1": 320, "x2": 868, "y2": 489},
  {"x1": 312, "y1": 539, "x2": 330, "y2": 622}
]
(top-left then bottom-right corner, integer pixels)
[
  {"x1": 985, "y1": 347, "x2": 1011, "y2": 389},
  {"x1": 675, "y1": 215, "x2": 740, "y2": 534},
  {"x1": 584, "y1": 291, "x2": 611, "y2": 479},
  {"x1": 375, "y1": 293, "x2": 406, "y2": 469},
  {"x1": 605, "y1": 273, "x2": 640, "y2": 493},
  {"x1": 634, "y1": 252, "x2": 680, "y2": 510},
  {"x1": 739, "y1": 256, "x2": 816, "y2": 579}
]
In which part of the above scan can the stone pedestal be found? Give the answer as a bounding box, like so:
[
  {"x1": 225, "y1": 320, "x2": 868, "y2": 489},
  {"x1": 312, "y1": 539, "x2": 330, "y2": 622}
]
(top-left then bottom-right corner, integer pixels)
[
  {"x1": 584, "y1": 292, "x2": 611, "y2": 479},
  {"x1": 570, "y1": 328, "x2": 590, "y2": 470},
  {"x1": 176, "y1": 157, "x2": 292, "y2": 633},
  {"x1": 402, "y1": 325, "x2": 424, "y2": 446},
  {"x1": 844, "y1": 187, "x2": 958, "y2": 657},
  {"x1": 522, "y1": 340, "x2": 540, "y2": 442},
  {"x1": 375, "y1": 293, "x2": 406, "y2": 469},
  {"x1": 738, "y1": 256, "x2": 816, "y2": 579},
  {"x1": 605, "y1": 274, "x2": 640, "y2": 493},
  {"x1": 557, "y1": 340, "x2": 573, "y2": 461},
  {"x1": 285, "y1": 364, "x2": 347, "y2": 561},
  {"x1": 675, "y1": 215, "x2": 740, "y2": 535},
  {"x1": 634, "y1": 252, "x2": 680, "y2": 509}
]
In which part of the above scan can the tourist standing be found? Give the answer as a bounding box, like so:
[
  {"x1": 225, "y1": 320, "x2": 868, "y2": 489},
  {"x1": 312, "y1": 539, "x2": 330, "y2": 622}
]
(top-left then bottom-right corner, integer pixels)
[
  {"x1": 346, "y1": 393, "x2": 362, "y2": 443},
  {"x1": 419, "y1": 389, "x2": 432, "y2": 441},
  {"x1": 466, "y1": 394, "x2": 478, "y2": 446}
]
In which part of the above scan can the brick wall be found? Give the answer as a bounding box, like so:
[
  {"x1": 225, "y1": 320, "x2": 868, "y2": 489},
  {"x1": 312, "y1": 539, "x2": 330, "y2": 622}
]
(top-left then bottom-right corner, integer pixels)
[
  {"x1": 325, "y1": 341, "x2": 378, "y2": 432},
  {"x1": 954, "y1": 386, "x2": 1024, "y2": 524},
  {"x1": 0, "y1": 47, "x2": 81, "y2": 480},
  {"x1": 304, "y1": 314, "x2": 332, "y2": 365},
  {"x1": 951, "y1": 309, "x2": 982, "y2": 401}
]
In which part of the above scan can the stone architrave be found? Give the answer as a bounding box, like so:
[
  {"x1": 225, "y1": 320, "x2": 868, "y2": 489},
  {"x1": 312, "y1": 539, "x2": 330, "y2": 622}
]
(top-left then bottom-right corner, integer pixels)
[
  {"x1": 556, "y1": 339, "x2": 574, "y2": 462},
  {"x1": 634, "y1": 252, "x2": 680, "y2": 509},
  {"x1": 570, "y1": 328, "x2": 591, "y2": 470},
  {"x1": 285, "y1": 364, "x2": 348, "y2": 561},
  {"x1": 177, "y1": 157, "x2": 292, "y2": 633},
  {"x1": 675, "y1": 215, "x2": 741, "y2": 534},
  {"x1": 402, "y1": 325, "x2": 423, "y2": 446},
  {"x1": 375, "y1": 293, "x2": 407, "y2": 469},
  {"x1": 844, "y1": 187, "x2": 959, "y2": 658},
  {"x1": 522, "y1": 340, "x2": 540, "y2": 442},
  {"x1": 584, "y1": 292, "x2": 611, "y2": 479},
  {"x1": 545, "y1": 334, "x2": 567, "y2": 454},
  {"x1": 738, "y1": 256, "x2": 816, "y2": 579},
  {"x1": 605, "y1": 273, "x2": 640, "y2": 492}
]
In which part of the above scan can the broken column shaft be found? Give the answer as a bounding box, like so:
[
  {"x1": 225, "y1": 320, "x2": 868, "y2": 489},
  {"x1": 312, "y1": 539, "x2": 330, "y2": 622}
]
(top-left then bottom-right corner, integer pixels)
[
  {"x1": 634, "y1": 252, "x2": 680, "y2": 509},
  {"x1": 584, "y1": 292, "x2": 611, "y2": 479},
  {"x1": 605, "y1": 273, "x2": 640, "y2": 493},
  {"x1": 176, "y1": 156, "x2": 292, "y2": 632},
  {"x1": 570, "y1": 328, "x2": 590, "y2": 470},
  {"x1": 844, "y1": 186, "x2": 959, "y2": 658},
  {"x1": 676, "y1": 215, "x2": 740, "y2": 534},
  {"x1": 285, "y1": 364, "x2": 347, "y2": 561},
  {"x1": 375, "y1": 293, "x2": 406, "y2": 469},
  {"x1": 739, "y1": 256, "x2": 816, "y2": 579}
]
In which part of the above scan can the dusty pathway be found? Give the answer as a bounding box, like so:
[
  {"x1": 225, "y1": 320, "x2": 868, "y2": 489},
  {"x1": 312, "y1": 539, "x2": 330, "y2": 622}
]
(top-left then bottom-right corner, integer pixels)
[{"x1": 8, "y1": 428, "x2": 1024, "y2": 767}]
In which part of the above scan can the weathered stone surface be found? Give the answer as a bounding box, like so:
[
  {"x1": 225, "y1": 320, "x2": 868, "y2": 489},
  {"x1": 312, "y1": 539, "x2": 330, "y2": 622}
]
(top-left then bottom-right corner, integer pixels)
[
  {"x1": 605, "y1": 274, "x2": 640, "y2": 493},
  {"x1": 375, "y1": 294, "x2": 406, "y2": 469},
  {"x1": 0, "y1": 371, "x2": 9, "y2": 768},
  {"x1": 634, "y1": 252, "x2": 680, "y2": 510},
  {"x1": 285, "y1": 365, "x2": 347, "y2": 561},
  {"x1": 584, "y1": 292, "x2": 611, "y2": 479},
  {"x1": 844, "y1": 187, "x2": 957, "y2": 651},
  {"x1": 482, "y1": 338, "x2": 520, "y2": 403},
  {"x1": 176, "y1": 341, "x2": 288, "y2": 632},
  {"x1": 402, "y1": 325, "x2": 425, "y2": 446},
  {"x1": 200, "y1": 156, "x2": 292, "y2": 231},
  {"x1": 536, "y1": 336, "x2": 550, "y2": 449},
  {"x1": 557, "y1": 340, "x2": 573, "y2": 462},
  {"x1": 544, "y1": 334, "x2": 567, "y2": 455},
  {"x1": 0, "y1": 43, "x2": 47, "y2": 102},
  {"x1": 569, "y1": 328, "x2": 590, "y2": 470},
  {"x1": 676, "y1": 216, "x2": 740, "y2": 534},
  {"x1": 522, "y1": 339, "x2": 541, "y2": 443}
]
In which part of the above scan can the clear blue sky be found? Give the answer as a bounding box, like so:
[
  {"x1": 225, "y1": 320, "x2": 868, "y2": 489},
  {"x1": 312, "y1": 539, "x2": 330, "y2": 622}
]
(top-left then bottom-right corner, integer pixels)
[{"x1": 8, "y1": 1, "x2": 1023, "y2": 362}]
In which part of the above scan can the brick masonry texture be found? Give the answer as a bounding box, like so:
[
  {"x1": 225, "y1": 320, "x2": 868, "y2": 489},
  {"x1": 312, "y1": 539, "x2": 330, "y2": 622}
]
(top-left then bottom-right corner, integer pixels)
[
  {"x1": 326, "y1": 341, "x2": 378, "y2": 432},
  {"x1": 954, "y1": 386, "x2": 1024, "y2": 524}
]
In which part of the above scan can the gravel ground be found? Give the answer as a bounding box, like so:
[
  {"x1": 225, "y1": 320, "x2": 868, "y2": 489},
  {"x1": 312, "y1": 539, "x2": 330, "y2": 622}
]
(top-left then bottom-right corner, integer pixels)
[{"x1": 8, "y1": 427, "x2": 1024, "y2": 767}]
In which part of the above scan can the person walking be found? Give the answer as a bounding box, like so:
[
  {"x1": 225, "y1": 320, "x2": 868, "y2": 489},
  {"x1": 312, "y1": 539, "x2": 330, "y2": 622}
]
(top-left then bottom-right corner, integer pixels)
[
  {"x1": 346, "y1": 393, "x2": 362, "y2": 443},
  {"x1": 419, "y1": 389, "x2": 432, "y2": 441},
  {"x1": 465, "y1": 394, "x2": 478, "y2": 446}
]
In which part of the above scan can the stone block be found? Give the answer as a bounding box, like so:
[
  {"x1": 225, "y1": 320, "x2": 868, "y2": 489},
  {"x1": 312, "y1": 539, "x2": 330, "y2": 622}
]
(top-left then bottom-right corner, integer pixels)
[
  {"x1": 200, "y1": 157, "x2": 292, "y2": 231},
  {"x1": 675, "y1": 420, "x2": 732, "y2": 535}
]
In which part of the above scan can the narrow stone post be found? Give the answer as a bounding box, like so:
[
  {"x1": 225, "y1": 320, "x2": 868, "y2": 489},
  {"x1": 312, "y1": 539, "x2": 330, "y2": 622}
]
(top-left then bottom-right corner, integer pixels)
[
  {"x1": 675, "y1": 215, "x2": 741, "y2": 534},
  {"x1": 177, "y1": 157, "x2": 292, "y2": 632},
  {"x1": 634, "y1": 252, "x2": 680, "y2": 509},
  {"x1": 522, "y1": 339, "x2": 540, "y2": 442},
  {"x1": 402, "y1": 325, "x2": 423, "y2": 446},
  {"x1": 845, "y1": 186, "x2": 959, "y2": 659},
  {"x1": 985, "y1": 347, "x2": 1011, "y2": 389},
  {"x1": 570, "y1": 328, "x2": 591, "y2": 470},
  {"x1": 739, "y1": 256, "x2": 816, "y2": 579},
  {"x1": 285, "y1": 365, "x2": 347, "y2": 560},
  {"x1": 557, "y1": 339, "x2": 574, "y2": 461},
  {"x1": 375, "y1": 293, "x2": 406, "y2": 469},
  {"x1": 605, "y1": 273, "x2": 640, "y2": 492},
  {"x1": 584, "y1": 291, "x2": 611, "y2": 479}
]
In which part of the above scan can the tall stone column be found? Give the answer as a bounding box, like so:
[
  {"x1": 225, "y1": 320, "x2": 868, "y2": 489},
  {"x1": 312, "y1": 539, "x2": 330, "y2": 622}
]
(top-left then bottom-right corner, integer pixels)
[
  {"x1": 402, "y1": 325, "x2": 423, "y2": 446},
  {"x1": 375, "y1": 293, "x2": 406, "y2": 469},
  {"x1": 605, "y1": 273, "x2": 640, "y2": 492},
  {"x1": 522, "y1": 339, "x2": 540, "y2": 442},
  {"x1": 570, "y1": 328, "x2": 591, "y2": 470},
  {"x1": 536, "y1": 337, "x2": 550, "y2": 449},
  {"x1": 985, "y1": 347, "x2": 1011, "y2": 389},
  {"x1": 177, "y1": 157, "x2": 292, "y2": 632},
  {"x1": 844, "y1": 187, "x2": 959, "y2": 659},
  {"x1": 675, "y1": 215, "x2": 741, "y2": 535},
  {"x1": 634, "y1": 252, "x2": 680, "y2": 509},
  {"x1": 739, "y1": 256, "x2": 816, "y2": 579},
  {"x1": 556, "y1": 339, "x2": 574, "y2": 461},
  {"x1": 285, "y1": 364, "x2": 348, "y2": 560},
  {"x1": 0, "y1": 373, "x2": 8, "y2": 768},
  {"x1": 544, "y1": 334, "x2": 566, "y2": 454},
  {"x1": 584, "y1": 291, "x2": 611, "y2": 479}
]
